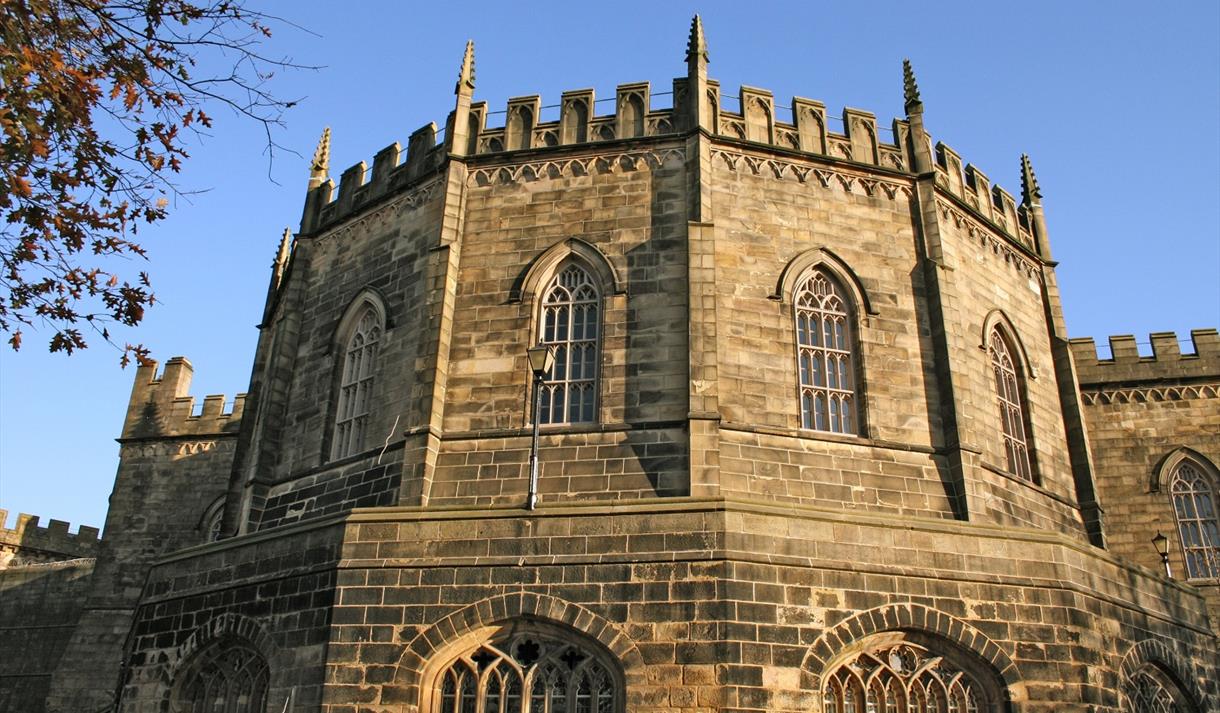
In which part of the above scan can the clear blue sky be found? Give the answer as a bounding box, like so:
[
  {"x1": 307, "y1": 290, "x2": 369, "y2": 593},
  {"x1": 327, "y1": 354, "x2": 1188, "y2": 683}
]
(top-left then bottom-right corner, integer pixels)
[{"x1": 1, "y1": 1, "x2": 1217, "y2": 533}]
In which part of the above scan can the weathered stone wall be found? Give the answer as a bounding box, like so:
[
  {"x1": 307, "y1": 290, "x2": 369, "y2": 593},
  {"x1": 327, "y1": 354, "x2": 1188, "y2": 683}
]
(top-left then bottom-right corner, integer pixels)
[
  {"x1": 928, "y1": 199, "x2": 1085, "y2": 536},
  {"x1": 266, "y1": 181, "x2": 446, "y2": 479},
  {"x1": 1075, "y1": 330, "x2": 1220, "y2": 634},
  {"x1": 46, "y1": 360, "x2": 242, "y2": 713},
  {"x1": 0, "y1": 559, "x2": 94, "y2": 713},
  {"x1": 109, "y1": 501, "x2": 1216, "y2": 712},
  {"x1": 114, "y1": 521, "x2": 345, "y2": 713}
]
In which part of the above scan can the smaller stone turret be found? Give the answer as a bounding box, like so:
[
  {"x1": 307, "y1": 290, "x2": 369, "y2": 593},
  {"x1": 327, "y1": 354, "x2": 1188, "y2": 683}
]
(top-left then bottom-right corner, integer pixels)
[{"x1": 121, "y1": 358, "x2": 244, "y2": 441}]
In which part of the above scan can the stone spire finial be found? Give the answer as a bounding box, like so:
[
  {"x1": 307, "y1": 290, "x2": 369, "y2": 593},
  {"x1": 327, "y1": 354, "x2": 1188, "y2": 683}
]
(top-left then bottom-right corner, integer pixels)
[
  {"x1": 902, "y1": 59, "x2": 923, "y2": 114},
  {"x1": 1020, "y1": 153, "x2": 1042, "y2": 204},
  {"x1": 308, "y1": 127, "x2": 331, "y2": 189},
  {"x1": 456, "y1": 40, "x2": 476, "y2": 95},
  {"x1": 686, "y1": 15, "x2": 708, "y2": 66}
]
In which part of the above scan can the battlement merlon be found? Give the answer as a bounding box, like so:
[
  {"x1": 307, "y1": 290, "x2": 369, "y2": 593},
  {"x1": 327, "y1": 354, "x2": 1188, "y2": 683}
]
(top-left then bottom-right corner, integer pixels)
[
  {"x1": 0, "y1": 509, "x2": 101, "y2": 561},
  {"x1": 1070, "y1": 329, "x2": 1220, "y2": 387},
  {"x1": 120, "y1": 357, "x2": 246, "y2": 441}
]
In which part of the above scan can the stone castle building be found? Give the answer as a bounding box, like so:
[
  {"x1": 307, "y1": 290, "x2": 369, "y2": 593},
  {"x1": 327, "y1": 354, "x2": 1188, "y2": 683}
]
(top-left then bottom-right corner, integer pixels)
[{"x1": 1, "y1": 17, "x2": 1217, "y2": 713}]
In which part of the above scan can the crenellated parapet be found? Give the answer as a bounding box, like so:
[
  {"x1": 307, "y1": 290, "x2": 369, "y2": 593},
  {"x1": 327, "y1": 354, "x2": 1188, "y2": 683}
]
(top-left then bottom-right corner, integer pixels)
[
  {"x1": 0, "y1": 509, "x2": 100, "y2": 567},
  {"x1": 297, "y1": 21, "x2": 1042, "y2": 267},
  {"x1": 301, "y1": 122, "x2": 449, "y2": 234},
  {"x1": 121, "y1": 357, "x2": 245, "y2": 441},
  {"x1": 932, "y1": 142, "x2": 1036, "y2": 253},
  {"x1": 1071, "y1": 329, "x2": 1220, "y2": 390}
]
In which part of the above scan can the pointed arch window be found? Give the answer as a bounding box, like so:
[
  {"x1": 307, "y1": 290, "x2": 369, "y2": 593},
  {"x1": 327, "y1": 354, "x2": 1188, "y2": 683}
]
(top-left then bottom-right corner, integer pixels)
[
  {"x1": 988, "y1": 327, "x2": 1033, "y2": 481},
  {"x1": 433, "y1": 630, "x2": 620, "y2": 713},
  {"x1": 822, "y1": 641, "x2": 999, "y2": 713},
  {"x1": 795, "y1": 270, "x2": 856, "y2": 434},
  {"x1": 333, "y1": 304, "x2": 382, "y2": 459},
  {"x1": 538, "y1": 264, "x2": 600, "y2": 425},
  {"x1": 1124, "y1": 661, "x2": 1201, "y2": 713},
  {"x1": 172, "y1": 639, "x2": 269, "y2": 713},
  {"x1": 1169, "y1": 461, "x2": 1220, "y2": 579}
]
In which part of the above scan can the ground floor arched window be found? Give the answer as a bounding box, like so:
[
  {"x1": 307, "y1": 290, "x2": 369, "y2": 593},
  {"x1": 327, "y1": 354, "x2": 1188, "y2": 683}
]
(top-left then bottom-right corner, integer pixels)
[
  {"x1": 431, "y1": 625, "x2": 620, "y2": 713},
  {"x1": 172, "y1": 638, "x2": 268, "y2": 713},
  {"x1": 821, "y1": 634, "x2": 1004, "y2": 713},
  {"x1": 1125, "y1": 663, "x2": 1199, "y2": 713}
]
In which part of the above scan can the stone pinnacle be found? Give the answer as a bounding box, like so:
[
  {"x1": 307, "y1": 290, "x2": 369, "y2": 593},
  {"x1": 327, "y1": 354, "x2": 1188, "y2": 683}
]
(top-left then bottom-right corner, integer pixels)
[
  {"x1": 687, "y1": 15, "x2": 708, "y2": 65},
  {"x1": 1020, "y1": 153, "x2": 1042, "y2": 204},
  {"x1": 456, "y1": 40, "x2": 476, "y2": 94},
  {"x1": 903, "y1": 59, "x2": 923, "y2": 114},
  {"x1": 308, "y1": 127, "x2": 331, "y2": 188}
]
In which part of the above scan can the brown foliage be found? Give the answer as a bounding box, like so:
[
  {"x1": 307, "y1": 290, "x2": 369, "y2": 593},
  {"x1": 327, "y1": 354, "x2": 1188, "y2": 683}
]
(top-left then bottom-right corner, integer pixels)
[{"x1": 0, "y1": 0, "x2": 303, "y2": 364}]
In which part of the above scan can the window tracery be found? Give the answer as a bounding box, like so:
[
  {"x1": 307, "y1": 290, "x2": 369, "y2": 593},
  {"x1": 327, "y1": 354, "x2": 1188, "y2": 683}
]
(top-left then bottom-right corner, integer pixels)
[
  {"x1": 333, "y1": 304, "x2": 382, "y2": 459},
  {"x1": 822, "y1": 642, "x2": 993, "y2": 713},
  {"x1": 1124, "y1": 662, "x2": 1198, "y2": 713},
  {"x1": 435, "y1": 631, "x2": 618, "y2": 713},
  {"x1": 795, "y1": 270, "x2": 856, "y2": 433},
  {"x1": 172, "y1": 640, "x2": 268, "y2": 713},
  {"x1": 1169, "y1": 461, "x2": 1220, "y2": 579},
  {"x1": 988, "y1": 326, "x2": 1033, "y2": 480},
  {"x1": 538, "y1": 264, "x2": 600, "y2": 425}
]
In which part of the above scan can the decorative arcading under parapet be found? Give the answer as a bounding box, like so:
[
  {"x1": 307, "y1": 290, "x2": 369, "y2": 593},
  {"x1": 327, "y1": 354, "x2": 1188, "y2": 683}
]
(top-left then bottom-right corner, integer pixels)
[
  {"x1": 935, "y1": 200, "x2": 1042, "y2": 280},
  {"x1": 1071, "y1": 330, "x2": 1220, "y2": 387},
  {"x1": 710, "y1": 147, "x2": 913, "y2": 201},
  {"x1": 465, "y1": 148, "x2": 686, "y2": 187},
  {"x1": 0, "y1": 509, "x2": 100, "y2": 564},
  {"x1": 121, "y1": 358, "x2": 246, "y2": 441},
  {"x1": 314, "y1": 177, "x2": 444, "y2": 247}
]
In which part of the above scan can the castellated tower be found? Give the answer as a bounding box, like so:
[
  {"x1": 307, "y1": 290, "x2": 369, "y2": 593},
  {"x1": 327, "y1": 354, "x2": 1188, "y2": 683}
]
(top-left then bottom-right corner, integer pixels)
[{"x1": 17, "y1": 17, "x2": 1218, "y2": 713}]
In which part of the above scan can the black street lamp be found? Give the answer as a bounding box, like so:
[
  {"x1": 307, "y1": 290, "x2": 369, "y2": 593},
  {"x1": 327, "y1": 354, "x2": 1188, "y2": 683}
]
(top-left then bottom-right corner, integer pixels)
[
  {"x1": 1152, "y1": 531, "x2": 1172, "y2": 578},
  {"x1": 526, "y1": 345, "x2": 554, "y2": 510}
]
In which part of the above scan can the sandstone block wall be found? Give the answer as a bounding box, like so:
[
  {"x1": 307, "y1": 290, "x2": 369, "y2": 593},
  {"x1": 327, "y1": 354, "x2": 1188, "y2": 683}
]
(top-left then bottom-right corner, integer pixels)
[
  {"x1": 115, "y1": 522, "x2": 345, "y2": 713},
  {"x1": 1076, "y1": 330, "x2": 1220, "y2": 633},
  {"x1": 46, "y1": 359, "x2": 243, "y2": 713},
  {"x1": 110, "y1": 501, "x2": 1217, "y2": 712},
  {"x1": 0, "y1": 559, "x2": 94, "y2": 713}
]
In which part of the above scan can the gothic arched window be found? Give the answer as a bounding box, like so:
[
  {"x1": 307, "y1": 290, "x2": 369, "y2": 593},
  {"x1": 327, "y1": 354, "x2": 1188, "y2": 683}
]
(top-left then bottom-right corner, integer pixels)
[
  {"x1": 795, "y1": 270, "x2": 856, "y2": 433},
  {"x1": 1169, "y1": 461, "x2": 1220, "y2": 579},
  {"x1": 433, "y1": 630, "x2": 620, "y2": 713},
  {"x1": 333, "y1": 303, "x2": 382, "y2": 459},
  {"x1": 538, "y1": 264, "x2": 601, "y2": 425},
  {"x1": 172, "y1": 639, "x2": 269, "y2": 713},
  {"x1": 1124, "y1": 662, "x2": 1200, "y2": 713},
  {"x1": 822, "y1": 640, "x2": 1000, "y2": 713},
  {"x1": 988, "y1": 326, "x2": 1033, "y2": 481}
]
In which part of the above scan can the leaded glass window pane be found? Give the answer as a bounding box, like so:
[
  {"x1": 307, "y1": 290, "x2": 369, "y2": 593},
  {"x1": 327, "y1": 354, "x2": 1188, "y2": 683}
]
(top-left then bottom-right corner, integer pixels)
[
  {"x1": 824, "y1": 643, "x2": 995, "y2": 713},
  {"x1": 988, "y1": 328, "x2": 1032, "y2": 480},
  {"x1": 538, "y1": 265, "x2": 600, "y2": 425},
  {"x1": 175, "y1": 640, "x2": 269, "y2": 713},
  {"x1": 1170, "y1": 462, "x2": 1220, "y2": 579},
  {"x1": 795, "y1": 272, "x2": 856, "y2": 434},
  {"x1": 333, "y1": 306, "x2": 382, "y2": 459},
  {"x1": 434, "y1": 632, "x2": 618, "y2": 713}
]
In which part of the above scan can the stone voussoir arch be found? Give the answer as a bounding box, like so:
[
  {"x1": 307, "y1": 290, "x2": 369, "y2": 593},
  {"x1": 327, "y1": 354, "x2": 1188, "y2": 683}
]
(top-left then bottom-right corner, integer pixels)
[
  {"x1": 1118, "y1": 638, "x2": 1209, "y2": 712},
  {"x1": 153, "y1": 612, "x2": 279, "y2": 709},
  {"x1": 395, "y1": 591, "x2": 645, "y2": 690},
  {"x1": 173, "y1": 611, "x2": 280, "y2": 669},
  {"x1": 800, "y1": 603, "x2": 1022, "y2": 693}
]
